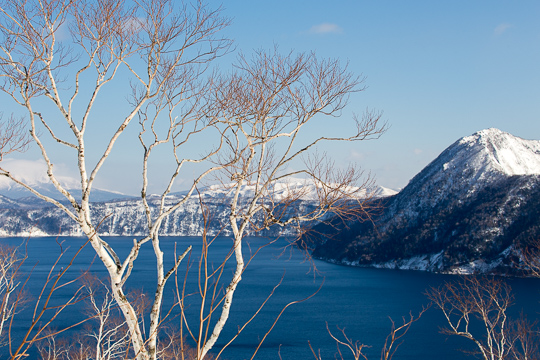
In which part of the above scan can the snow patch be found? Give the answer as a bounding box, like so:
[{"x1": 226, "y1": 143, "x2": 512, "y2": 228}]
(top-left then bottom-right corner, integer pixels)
[
  {"x1": 371, "y1": 251, "x2": 444, "y2": 271},
  {"x1": 448, "y1": 246, "x2": 515, "y2": 275},
  {"x1": 459, "y1": 128, "x2": 540, "y2": 176}
]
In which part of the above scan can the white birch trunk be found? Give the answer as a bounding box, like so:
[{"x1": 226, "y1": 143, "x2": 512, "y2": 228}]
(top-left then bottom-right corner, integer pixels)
[
  {"x1": 79, "y1": 222, "x2": 149, "y2": 360},
  {"x1": 200, "y1": 234, "x2": 244, "y2": 360}
]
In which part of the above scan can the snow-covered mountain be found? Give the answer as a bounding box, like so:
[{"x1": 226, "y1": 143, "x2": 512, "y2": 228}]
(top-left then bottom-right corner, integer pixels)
[
  {"x1": 0, "y1": 182, "x2": 133, "y2": 203},
  {"x1": 0, "y1": 177, "x2": 392, "y2": 237},
  {"x1": 0, "y1": 158, "x2": 133, "y2": 202},
  {"x1": 311, "y1": 128, "x2": 540, "y2": 275},
  {"x1": 0, "y1": 194, "x2": 22, "y2": 209},
  {"x1": 172, "y1": 179, "x2": 395, "y2": 201}
]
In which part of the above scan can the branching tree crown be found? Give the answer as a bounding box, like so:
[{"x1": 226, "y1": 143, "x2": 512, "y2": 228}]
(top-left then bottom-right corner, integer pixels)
[{"x1": 0, "y1": 0, "x2": 384, "y2": 359}]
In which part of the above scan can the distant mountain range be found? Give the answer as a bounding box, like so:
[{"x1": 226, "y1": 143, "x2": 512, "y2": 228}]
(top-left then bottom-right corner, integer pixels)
[
  {"x1": 310, "y1": 128, "x2": 540, "y2": 274},
  {"x1": 2, "y1": 128, "x2": 537, "y2": 275},
  {"x1": 0, "y1": 182, "x2": 134, "y2": 203},
  {"x1": 0, "y1": 176, "x2": 393, "y2": 237}
]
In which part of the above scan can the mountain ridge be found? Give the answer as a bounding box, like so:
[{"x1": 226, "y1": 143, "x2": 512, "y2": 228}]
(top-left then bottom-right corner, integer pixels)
[
  {"x1": 2, "y1": 128, "x2": 537, "y2": 275},
  {"x1": 310, "y1": 128, "x2": 540, "y2": 275},
  {"x1": 0, "y1": 178, "x2": 392, "y2": 237}
]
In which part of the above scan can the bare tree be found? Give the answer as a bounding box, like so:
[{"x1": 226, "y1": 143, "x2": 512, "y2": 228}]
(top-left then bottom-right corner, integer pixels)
[
  {"x1": 35, "y1": 273, "x2": 154, "y2": 360},
  {"x1": 0, "y1": 0, "x2": 231, "y2": 358},
  {"x1": 308, "y1": 309, "x2": 426, "y2": 360},
  {"x1": 0, "y1": 245, "x2": 24, "y2": 348},
  {"x1": 6, "y1": 240, "x2": 92, "y2": 360},
  {"x1": 507, "y1": 315, "x2": 540, "y2": 360},
  {"x1": 168, "y1": 191, "x2": 320, "y2": 360},
  {"x1": 426, "y1": 276, "x2": 539, "y2": 360},
  {"x1": 36, "y1": 333, "x2": 73, "y2": 360},
  {"x1": 321, "y1": 323, "x2": 369, "y2": 360},
  {"x1": 380, "y1": 308, "x2": 428, "y2": 360},
  {"x1": 0, "y1": 1, "x2": 383, "y2": 359},
  {"x1": 81, "y1": 274, "x2": 131, "y2": 360},
  {"x1": 196, "y1": 48, "x2": 385, "y2": 359}
]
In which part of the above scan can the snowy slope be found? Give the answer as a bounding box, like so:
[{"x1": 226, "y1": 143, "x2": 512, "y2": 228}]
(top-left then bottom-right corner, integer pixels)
[
  {"x1": 388, "y1": 128, "x2": 540, "y2": 220},
  {"x1": 173, "y1": 178, "x2": 390, "y2": 202},
  {"x1": 312, "y1": 129, "x2": 540, "y2": 275},
  {"x1": 455, "y1": 128, "x2": 540, "y2": 176},
  {"x1": 0, "y1": 194, "x2": 21, "y2": 209},
  {"x1": 0, "y1": 178, "x2": 394, "y2": 237}
]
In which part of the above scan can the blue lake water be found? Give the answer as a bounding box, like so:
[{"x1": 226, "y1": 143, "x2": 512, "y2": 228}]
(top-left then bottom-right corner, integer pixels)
[{"x1": 1, "y1": 236, "x2": 539, "y2": 360}]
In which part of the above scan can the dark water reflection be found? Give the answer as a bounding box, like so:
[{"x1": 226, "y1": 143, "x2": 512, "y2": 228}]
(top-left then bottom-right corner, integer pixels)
[{"x1": 1, "y1": 236, "x2": 539, "y2": 360}]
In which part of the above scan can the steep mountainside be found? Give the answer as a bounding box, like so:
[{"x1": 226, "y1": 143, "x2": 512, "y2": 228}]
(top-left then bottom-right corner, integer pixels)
[{"x1": 311, "y1": 129, "x2": 540, "y2": 274}]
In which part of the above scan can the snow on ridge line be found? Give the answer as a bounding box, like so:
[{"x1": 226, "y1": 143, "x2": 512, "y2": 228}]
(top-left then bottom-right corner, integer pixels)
[
  {"x1": 451, "y1": 128, "x2": 540, "y2": 177},
  {"x1": 172, "y1": 179, "x2": 395, "y2": 201},
  {"x1": 375, "y1": 186, "x2": 398, "y2": 197}
]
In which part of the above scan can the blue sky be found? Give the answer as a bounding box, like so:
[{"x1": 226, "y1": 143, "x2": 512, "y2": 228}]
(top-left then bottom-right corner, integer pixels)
[
  {"x1": 219, "y1": 0, "x2": 540, "y2": 190},
  {"x1": 2, "y1": 0, "x2": 540, "y2": 195}
]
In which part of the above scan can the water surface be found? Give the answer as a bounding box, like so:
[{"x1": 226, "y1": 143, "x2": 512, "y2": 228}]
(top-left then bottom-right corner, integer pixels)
[{"x1": 1, "y1": 236, "x2": 539, "y2": 360}]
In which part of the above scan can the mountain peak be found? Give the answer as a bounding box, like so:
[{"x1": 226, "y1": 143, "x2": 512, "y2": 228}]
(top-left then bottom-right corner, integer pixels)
[
  {"x1": 456, "y1": 128, "x2": 540, "y2": 176},
  {"x1": 472, "y1": 127, "x2": 506, "y2": 138},
  {"x1": 311, "y1": 128, "x2": 540, "y2": 274},
  {"x1": 391, "y1": 128, "x2": 540, "y2": 223}
]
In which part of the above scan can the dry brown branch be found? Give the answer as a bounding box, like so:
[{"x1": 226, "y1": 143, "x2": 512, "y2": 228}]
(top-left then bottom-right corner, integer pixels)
[
  {"x1": 194, "y1": 48, "x2": 385, "y2": 358},
  {"x1": 0, "y1": 114, "x2": 31, "y2": 162},
  {"x1": 325, "y1": 322, "x2": 369, "y2": 360},
  {"x1": 518, "y1": 239, "x2": 540, "y2": 278},
  {"x1": 507, "y1": 314, "x2": 540, "y2": 360},
  {"x1": 7, "y1": 238, "x2": 93, "y2": 360},
  {"x1": 380, "y1": 307, "x2": 428, "y2": 360},
  {"x1": 0, "y1": 0, "x2": 232, "y2": 358},
  {"x1": 309, "y1": 308, "x2": 426, "y2": 360},
  {"x1": 0, "y1": 1, "x2": 384, "y2": 358},
  {"x1": 0, "y1": 244, "x2": 26, "y2": 349}
]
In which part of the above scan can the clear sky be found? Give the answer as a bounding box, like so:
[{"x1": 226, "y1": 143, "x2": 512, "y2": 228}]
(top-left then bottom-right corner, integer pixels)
[
  {"x1": 219, "y1": 0, "x2": 540, "y2": 191},
  {"x1": 2, "y1": 0, "x2": 540, "y2": 195}
]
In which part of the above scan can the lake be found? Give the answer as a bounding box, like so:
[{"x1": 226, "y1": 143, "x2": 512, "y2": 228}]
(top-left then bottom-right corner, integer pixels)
[{"x1": 1, "y1": 236, "x2": 539, "y2": 360}]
